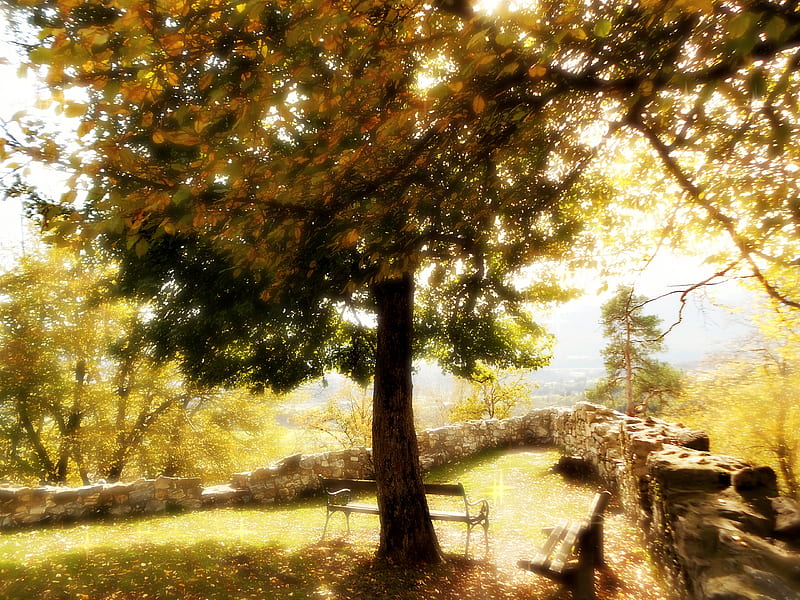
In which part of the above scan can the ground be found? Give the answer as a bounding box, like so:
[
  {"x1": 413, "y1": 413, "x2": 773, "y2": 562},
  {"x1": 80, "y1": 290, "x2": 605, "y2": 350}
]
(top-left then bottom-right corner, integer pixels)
[{"x1": 0, "y1": 448, "x2": 673, "y2": 599}]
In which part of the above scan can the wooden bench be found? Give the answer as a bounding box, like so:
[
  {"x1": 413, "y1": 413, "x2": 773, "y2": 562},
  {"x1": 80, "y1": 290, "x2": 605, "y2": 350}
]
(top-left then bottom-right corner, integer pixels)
[
  {"x1": 517, "y1": 490, "x2": 612, "y2": 600},
  {"x1": 319, "y1": 476, "x2": 490, "y2": 556}
]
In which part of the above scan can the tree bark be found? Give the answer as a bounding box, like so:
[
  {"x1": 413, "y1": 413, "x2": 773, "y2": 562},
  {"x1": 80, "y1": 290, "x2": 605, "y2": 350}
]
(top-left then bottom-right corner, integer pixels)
[
  {"x1": 371, "y1": 273, "x2": 441, "y2": 564},
  {"x1": 624, "y1": 300, "x2": 635, "y2": 416},
  {"x1": 15, "y1": 396, "x2": 59, "y2": 484}
]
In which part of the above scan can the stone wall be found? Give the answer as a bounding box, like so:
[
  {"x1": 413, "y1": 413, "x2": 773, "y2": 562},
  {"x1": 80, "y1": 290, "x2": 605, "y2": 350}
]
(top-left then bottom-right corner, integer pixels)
[
  {"x1": 0, "y1": 476, "x2": 202, "y2": 527},
  {"x1": 536, "y1": 403, "x2": 800, "y2": 600},
  {"x1": 2, "y1": 402, "x2": 798, "y2": 600}
]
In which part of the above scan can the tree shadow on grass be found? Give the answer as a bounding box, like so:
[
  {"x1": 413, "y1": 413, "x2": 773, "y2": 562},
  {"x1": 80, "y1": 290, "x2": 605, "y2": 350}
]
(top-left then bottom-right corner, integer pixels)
[{"x1": 0, "y1": 535, "x2": 562, "y2": 600}]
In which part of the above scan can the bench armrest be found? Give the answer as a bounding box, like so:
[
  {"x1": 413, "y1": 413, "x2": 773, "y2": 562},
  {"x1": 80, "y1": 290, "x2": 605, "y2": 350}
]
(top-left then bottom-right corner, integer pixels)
[
  {"x1": 467, "y1": 498, "x2": 490, "y2": 522},
  {"x1": 324, "y1": 488, "x2": 352, "y2": 506}
]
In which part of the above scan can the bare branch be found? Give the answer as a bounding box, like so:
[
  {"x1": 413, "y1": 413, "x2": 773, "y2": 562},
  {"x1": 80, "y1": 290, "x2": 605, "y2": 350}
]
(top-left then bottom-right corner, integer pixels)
[{"x1": 630, "y1": 118, "x2": 800, "y2": 310}]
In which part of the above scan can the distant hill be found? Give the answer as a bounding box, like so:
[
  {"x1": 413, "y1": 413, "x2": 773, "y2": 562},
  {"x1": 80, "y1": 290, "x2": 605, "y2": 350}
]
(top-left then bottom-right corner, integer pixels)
[{"x1": 278, "y1": 269, "x2": 758, "y2": 426}]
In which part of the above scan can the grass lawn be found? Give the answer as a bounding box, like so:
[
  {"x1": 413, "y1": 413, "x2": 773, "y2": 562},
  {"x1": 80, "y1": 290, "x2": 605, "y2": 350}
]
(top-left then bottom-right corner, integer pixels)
[{"x1": 0, "y1": 448, "x2": 671, "y2": 600}]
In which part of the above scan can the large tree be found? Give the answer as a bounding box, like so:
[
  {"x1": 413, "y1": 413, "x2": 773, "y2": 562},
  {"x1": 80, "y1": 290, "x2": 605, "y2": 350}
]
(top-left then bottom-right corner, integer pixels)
[{"x1": 6, "y1": 0, "x2": 800, "y2": 563}]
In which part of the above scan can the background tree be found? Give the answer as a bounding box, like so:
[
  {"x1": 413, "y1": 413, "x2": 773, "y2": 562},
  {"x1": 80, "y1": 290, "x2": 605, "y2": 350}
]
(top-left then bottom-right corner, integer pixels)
[
  {"x1": 0, "y1": 243, "x2": 287, "y2": 485},
  {"x1": 671, "y1": 296, "x2": 800, "y2": 499},
  {"x1": 449, "y1": 364, "x2": 532, "y2": 422},
  {"x1": 586, "y1": 285, "x2": 682, "y2": 416},
  {"x1": 7, "y1": 0, "x2": 800, "y2": 564},
  {"x1": 0, "y1": 245, "x2": 119, "y2": 484},
  {"x1": 295, "y1": 380, "x2": 373, "y2": 449}
]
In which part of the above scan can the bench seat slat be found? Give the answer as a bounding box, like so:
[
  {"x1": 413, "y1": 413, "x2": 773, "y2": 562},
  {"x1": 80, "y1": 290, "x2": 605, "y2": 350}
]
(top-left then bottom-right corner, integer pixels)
[
  {"x1": 329, "y1": 502, "x2": 380, "y2": 515},
  {"x1": 529, "y1": 519, "x2": 568, "y2": 569},
  {"x1": 549, "y1": 520, "x2": 585, "y2": 573},
  {"x1": 428, "y1": 509, "x2": 477, "y2": 523}
]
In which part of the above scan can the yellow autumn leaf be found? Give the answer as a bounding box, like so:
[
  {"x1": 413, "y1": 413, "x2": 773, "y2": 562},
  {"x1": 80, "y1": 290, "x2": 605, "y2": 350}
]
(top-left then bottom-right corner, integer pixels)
[
  {"x1": 341, "y1": 229, "x2": 359, "y2": 247},
  {"x1": 152, "y1": 131, "x2": 165, "y2": 144},
  {"x1": 472, "y1": 95, "x2": 486, "y2": 114},
  {"x1": 77, "y1": 120, "x2": 95, "y2": 137},
  {"x1": 163, "y1": 131, "x2": 202, "y2": 146},
  {"x1": 165, "y1": 69, "x2": 180, "y2": 87},
  {"x1": 528, "y1": 65, "x2": 547, "y2": 79},
  {"x1": 571, "y1": 28, "x2": 588, "y2": 40},
  {"x1": 64, "y1": 103, "x2": 87, "y2": 118}
]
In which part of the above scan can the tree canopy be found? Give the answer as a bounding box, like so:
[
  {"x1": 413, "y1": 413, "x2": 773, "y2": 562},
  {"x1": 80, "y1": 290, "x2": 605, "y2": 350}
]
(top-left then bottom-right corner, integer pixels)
[{"x1": 4, "y1": 0, "x2": 800, "y2": 565}]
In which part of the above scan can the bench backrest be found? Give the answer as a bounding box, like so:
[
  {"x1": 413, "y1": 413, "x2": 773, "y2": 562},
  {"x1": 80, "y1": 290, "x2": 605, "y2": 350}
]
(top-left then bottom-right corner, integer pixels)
[
  {"x1": 422, "y1": 482, "x2": 466, "y2": 497},
  {"x1": 320, "y1": 477, "x2": 466, "y2": 498},
  {"x1": 320, "y1": 478, "x2": 378, "y2": 494},
  {"x1": 586, "y1": 490, "x2": 611, "y2": 523}
]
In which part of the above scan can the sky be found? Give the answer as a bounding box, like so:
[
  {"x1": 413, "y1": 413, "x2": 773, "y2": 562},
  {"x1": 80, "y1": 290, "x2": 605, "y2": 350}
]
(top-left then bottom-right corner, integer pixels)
[
  {"x1": 1, "y1": 14, "x2": 37, "y2": 260},
  {"x1": 542, "y1": 260, "x2": 755, "y2": 373}
]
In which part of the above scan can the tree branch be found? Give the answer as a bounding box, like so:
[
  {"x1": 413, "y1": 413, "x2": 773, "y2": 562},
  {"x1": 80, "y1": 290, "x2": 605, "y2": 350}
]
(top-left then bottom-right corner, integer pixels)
[{"x1": 631, "y1": 117, "x2": 800, "y2": 310}]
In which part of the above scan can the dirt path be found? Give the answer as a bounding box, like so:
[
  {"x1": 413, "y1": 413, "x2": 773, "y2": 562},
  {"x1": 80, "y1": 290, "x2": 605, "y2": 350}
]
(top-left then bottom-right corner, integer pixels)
[{"x1": 424, "y1": 448, "x2": 674, "y2": 600}]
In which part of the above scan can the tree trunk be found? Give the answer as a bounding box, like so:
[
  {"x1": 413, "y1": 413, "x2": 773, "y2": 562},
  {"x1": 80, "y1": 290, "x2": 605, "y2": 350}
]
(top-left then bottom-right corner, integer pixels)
[
  {"x1": 16, "y1": 398, "x2": 64, "y2": 484},
  {"x1": 371, "y1": 273, "x2": 441, "y2": 564},
  {"x1": 624, "y1": 310, "x2": 635, "y2": 416}
]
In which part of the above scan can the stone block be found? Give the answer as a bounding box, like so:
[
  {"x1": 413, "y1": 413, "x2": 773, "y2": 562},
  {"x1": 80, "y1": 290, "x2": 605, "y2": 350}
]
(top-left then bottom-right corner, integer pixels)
[
  {"x1": 109, "y1": 504, "x2": 132, "y2": 516},
  {"x1": 649, "y1": 452, "x2": 732, "y2": 493},
  {"x1": 145, "y1": 499, "x2": 165, "y2": 513},
  {"x1": 52, "y1": 488, "x2": 81, "y2": 504},
  {"x1": 628, "y1": 435, "x2": 664, "y2": 458},
  {"x1": 15, "y1": 487, "x2": 47, "y2": 502},
  {"x1": 98, "y1": 482, "x2": 131, "y2": 506},
  {"x1": 704, "y1": 569, "x2": 800, "y2": 600},
  {"x1": 129, "y1": 479, "x2": 155, "y2": 505},
  {"x1": 733, "y1": 467, "x2": 779, "y2": 498},
  {"x1": 772, "y1": 497, "x2": 800, "y2": 540},
  {"x1": 673, "y1": 429, "x2": 711, "y2": 452},
  {"x1": 231, "y1": 472, "x2": 250, "y2": 489}
]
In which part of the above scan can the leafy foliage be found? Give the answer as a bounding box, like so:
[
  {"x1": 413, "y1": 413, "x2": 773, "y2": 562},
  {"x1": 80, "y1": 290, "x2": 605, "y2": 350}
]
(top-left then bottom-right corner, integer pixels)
[
  {"x1": 448, "y1": 364, "x2": 532, "y2": 422},
  {"x1": 671, "y1": 301, "x2": 800, "y2": 499}
]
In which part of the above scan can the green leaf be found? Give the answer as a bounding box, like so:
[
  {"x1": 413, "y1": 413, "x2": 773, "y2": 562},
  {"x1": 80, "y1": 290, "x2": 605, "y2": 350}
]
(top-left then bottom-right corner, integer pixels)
[
  {"x1": 593, "y1": 19, "x2": 612, "y2": 38},
  {"x1": 727, "y1": 12, "x2": 755, "y2": 39},
  {"x1": 765, "y1": 16, "x2": 786, "y2": 41},
  {"x1": 135, "y1": 238, "x2": 149, "y2": 257},
  {"x1": 747, "y1": 71, "x2": 767, "y2": 99},
  {"x1": 28, "y1": 46, "x2": 53, "y2": 65}
]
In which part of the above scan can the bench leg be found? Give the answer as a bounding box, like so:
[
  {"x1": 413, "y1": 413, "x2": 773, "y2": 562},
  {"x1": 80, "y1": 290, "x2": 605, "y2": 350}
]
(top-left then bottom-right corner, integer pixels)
[
  {"x1": 321, "y1": 511, "x2": 332, "y2": 541},
  {"x1": 321, "y1": 511, "x2": 351, "y2": 540},
  {"x1": 463, "y1": 521, "x2": 489, "y2": 558},
  {"x1": 571, "y1": 563, "x2": 596, "y2": 600}
]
